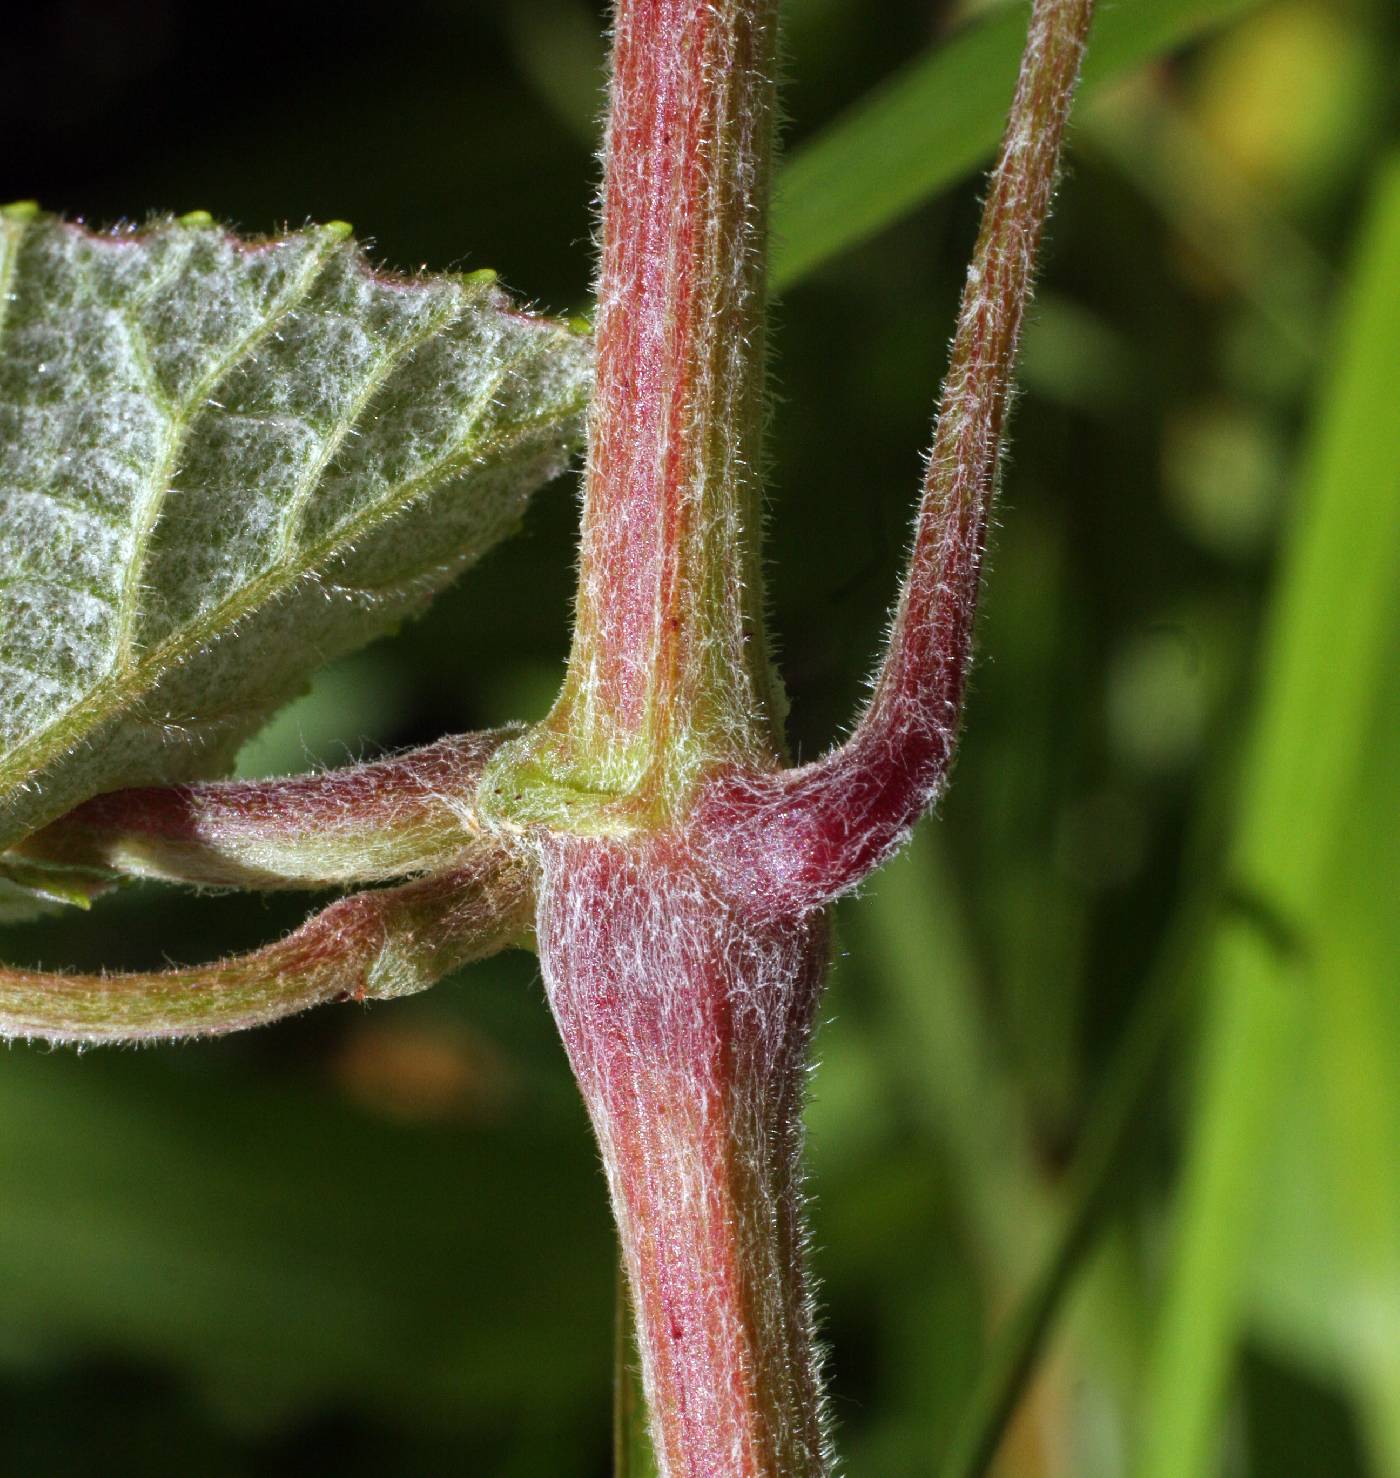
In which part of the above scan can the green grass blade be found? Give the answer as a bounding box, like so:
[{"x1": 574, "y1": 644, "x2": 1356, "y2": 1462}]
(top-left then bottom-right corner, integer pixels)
[
  {"x1": 772, "y1": 0, "x2": 1265, "y2": 290},
  {"x1": 1137, "y1": 917, "x2": 1304, "y2": 1478},
  {"x1": 1231, "y1": 165, "x2": 1400, "y2": 920},
  {"x1": 1316, "y1": 673, "x2": 1400, "y2": 1475},
  {"x1": 856, "y1": 825, "x2": 1047, "y2": 1280},
  {"x1": 1294, "y1": 158, "x2": 1400, "y2": 1475},
  {"x1": 937, "y1": 898, "x2": 1208, "y2": 1478},
  {"x1": 1136, "y1": 154, "x2": 1400, "y2": 1478}
]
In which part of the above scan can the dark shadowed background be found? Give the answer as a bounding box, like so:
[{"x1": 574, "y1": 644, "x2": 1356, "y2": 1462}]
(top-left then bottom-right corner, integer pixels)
[{"x1": 2, "y1": 0, "x2": 1397, "y2": 1472}]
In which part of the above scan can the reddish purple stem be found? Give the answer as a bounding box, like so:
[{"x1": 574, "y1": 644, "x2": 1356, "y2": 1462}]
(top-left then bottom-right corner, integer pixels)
[
  {"x1": 548, "y1": 0, "x2": 782, "y2": 784},
  {"x1": 5, "y1": 0, "x2": 1098, "y2": 1467},
  {"x1": 18, "y1": 730, "x2": 517, "y2": 888},
  {"x1": 699, "y1": 0, "x2": 1095, "y2": 918}
]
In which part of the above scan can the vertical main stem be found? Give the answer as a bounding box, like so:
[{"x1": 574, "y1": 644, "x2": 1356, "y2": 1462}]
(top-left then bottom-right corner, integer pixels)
[
  {"x1": 524, "y1": 6, "x2": 821, "y2": 1465},
  {"x1": 551, "y1": 0, "x2": 784, "y2": 800},
  {"x1": 539, "y1": 836, "x2": 830, "y2": 1478},
  {"x1": 522, "y1": 0, "x2": 1100, "y2": 1473}
]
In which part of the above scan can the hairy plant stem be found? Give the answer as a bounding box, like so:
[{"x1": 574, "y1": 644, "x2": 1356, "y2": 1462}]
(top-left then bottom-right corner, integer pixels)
[
  {"x1": 696, "y1": 0, "x2": 1097, "y2": 913},
  {"x1": 505, "y1": 2, "x2": 836, "y2": 1470},
  {"x1": 0, "y1": 0, "x2": 1097, "y2": 1460},
  {"x1": 500, "y1": 0, "x2": 785, "y2": 827},
  {"x1": 541, "y1": 835, "x2": 829, "y2": 1476},
  {"x1": 0, "y1": 0, "x2": 1095, "y2": 1455},
  {"x1": 482, "y1": 0, "x2": 1097, "y2": 1472}
]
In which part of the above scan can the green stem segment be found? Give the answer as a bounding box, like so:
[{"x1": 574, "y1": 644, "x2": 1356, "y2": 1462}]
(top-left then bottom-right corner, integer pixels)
[
  {"x1": 0, "y1": 851, "x2": 531, "y2": 1043},
  {"x1": 15, "y1": 731, "x2": 518, "y2": 890}
]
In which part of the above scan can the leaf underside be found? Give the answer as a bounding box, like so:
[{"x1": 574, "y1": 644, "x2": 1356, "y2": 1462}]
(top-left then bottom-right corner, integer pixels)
[{"x1": 0, "y1": 208, "x2": 592, "y2": 886}]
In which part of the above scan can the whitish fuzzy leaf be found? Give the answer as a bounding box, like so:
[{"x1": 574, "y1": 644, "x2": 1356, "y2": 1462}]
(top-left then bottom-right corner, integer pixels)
[{"x1": 0, "y1": 205, "x2": 591, "y2": 862}]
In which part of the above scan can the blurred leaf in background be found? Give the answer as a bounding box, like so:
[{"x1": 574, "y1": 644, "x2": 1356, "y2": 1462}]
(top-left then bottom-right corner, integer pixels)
[{"x1": 1, "y1": 0, "x2": 1396, "y2": 1472}]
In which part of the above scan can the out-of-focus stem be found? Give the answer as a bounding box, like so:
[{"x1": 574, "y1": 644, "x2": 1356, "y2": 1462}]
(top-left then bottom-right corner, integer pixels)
[
  {"x1": 615, "y1": 1267, "x2": 661, "y2": 1477},
  {"x1": 698, "y1": 0, "x2": 1097, "y2": 916}
]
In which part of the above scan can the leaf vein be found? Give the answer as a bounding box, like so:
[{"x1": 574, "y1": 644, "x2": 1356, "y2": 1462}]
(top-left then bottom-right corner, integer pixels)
[{"x1": 110, "y1": 232, "x2": 342, "y2": 671}]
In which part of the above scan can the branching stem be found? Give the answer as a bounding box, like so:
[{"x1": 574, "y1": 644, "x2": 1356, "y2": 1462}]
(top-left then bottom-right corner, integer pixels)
[
  {"x1": 525, "y1": 0, "x2": 1094, "y2": 1471},
  {"x1": 0, "y1": 850, "x2": 531, "y2": 1043},
  {"x1": 508, "y1": 0, "x2": 785, "y2": 825},
  {"x1": 698, "y1": 0, "x2": 1096, "y2": 916},
  {"x1": 4, "y1": 0, "x2": 1097, "y2": 1466}
]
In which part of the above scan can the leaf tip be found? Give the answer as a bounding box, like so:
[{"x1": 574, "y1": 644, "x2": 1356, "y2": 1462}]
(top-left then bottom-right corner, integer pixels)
[
  {"x1": 464, "y1": 267, "x2": 498, "y2": 287},
  {"x1": 324, "y1": 219, "x2": 354, "y2": 240},
  {"x1": 176, "y1": 209, "x2": 215, "y2": 228},
  {"x1": 1, "y1": 200, "x2": 39, "y2": 221}
]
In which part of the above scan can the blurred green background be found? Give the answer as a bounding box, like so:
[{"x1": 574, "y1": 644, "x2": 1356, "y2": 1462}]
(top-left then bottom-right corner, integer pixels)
[{"x1": 2, "y1": 0, "x2": 1397, "y2": 1472}]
